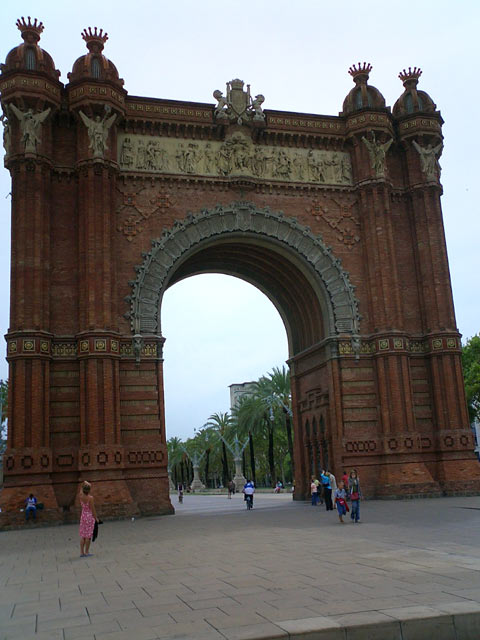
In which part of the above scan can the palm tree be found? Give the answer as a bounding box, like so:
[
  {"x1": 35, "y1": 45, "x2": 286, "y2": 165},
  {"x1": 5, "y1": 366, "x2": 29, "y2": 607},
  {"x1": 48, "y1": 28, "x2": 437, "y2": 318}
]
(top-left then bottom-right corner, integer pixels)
[
  {"x1": 167, "y1": 436, "x2": 184, "y2": 487},
  {"x1": 266, "y1": 366, "x2": 294, "y2": 479},
  {"x1": 205, "y1": 412, "x2": 233, "y2": 486},
  {"x1": 232, "y1": 395, "x2": 264, "y2": 486}
]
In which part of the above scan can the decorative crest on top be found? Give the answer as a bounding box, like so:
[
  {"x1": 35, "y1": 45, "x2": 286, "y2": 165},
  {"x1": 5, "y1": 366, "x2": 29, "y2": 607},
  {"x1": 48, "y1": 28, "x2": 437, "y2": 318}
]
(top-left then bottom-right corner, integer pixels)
[
  {"x1": 213, "y1": 79, "x2": 265, "y2": 126},
  {"x1": 82, "y1": 27, "x2": 108, "y2": 51},
  {"x1": 348, "y1": 62, "x2": 372, "y2": 81},
  {"x1": 398, "y1": 66, "x2": 422, "y2": 85},
  {"x1": 16, "y1": 16, "x2": 44, "y2": 42}
]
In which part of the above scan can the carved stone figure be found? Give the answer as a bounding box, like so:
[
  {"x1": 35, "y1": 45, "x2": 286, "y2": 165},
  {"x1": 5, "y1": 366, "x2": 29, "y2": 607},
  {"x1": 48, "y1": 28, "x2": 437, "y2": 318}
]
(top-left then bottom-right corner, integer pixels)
[
  {"x1": 176, "y1": 142, "x2": 199, "y2": 174},
  {"x1": 216, "y1": 143, "x2": 231, "y2": 176},
  {"x1": 212, "y1": 79, "x2": 265, "y2": 125},
  {"x1": 293, "y1": 153, "x2": 306, "y2": 181},
  {"x1": 251, "y1": 94, "x2": 265, "y2": 121},
  {"x1": 120, "y1": 137, "x2": 134, "y2": 167},
  {"x1": 274, "y1": 149, "x2": 291, "y2": 179},
  {"x1": 10, "y1": 104, "x2": 51, "y2": 154},
  {"x1": 307, "y1": 150, "x2": 325, "y2": 183},
  {"x1": 203, "y1": 143, "x2": 214, "y2": 173},
  {"x1": 132, "y1": 334, "x2": 143, "y2": 364},
  {"x1": 229, "y1": 134, "x2": 251, "y2": 173},
  {"x1": 412, "y1": 139, "x2": 443, "y2": 181},
  {"x1": 251, "y1": 146, "x2": 268, "y2": 177},
  {"x1": 154, "y1": 145, "x2": 169, "y2": 171},
  {"x1": 362, "y1": 132, "x2": 393, "y2": 177},
  {"x1": 78, "y1": 106, "x2": 116, "y2": 158},
  {"x1": 340, "y1": 154, "x2": 353, "y2": 183},
  {"x1": 1, "y1": 111, "x2": 10, "y2": 156},
  {"x1": 137, "y1": 141, "x2": 146, "y2": 169},
  {"x1": 213, "y1": 89, "x2": 229, "y2": 120}
]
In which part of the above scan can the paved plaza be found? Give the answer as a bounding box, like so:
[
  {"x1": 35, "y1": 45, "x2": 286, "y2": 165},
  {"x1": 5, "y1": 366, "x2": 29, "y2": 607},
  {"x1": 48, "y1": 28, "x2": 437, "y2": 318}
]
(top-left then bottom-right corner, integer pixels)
[{"x1": 1, "y1": 493, "x2": 480, "y2": 639}]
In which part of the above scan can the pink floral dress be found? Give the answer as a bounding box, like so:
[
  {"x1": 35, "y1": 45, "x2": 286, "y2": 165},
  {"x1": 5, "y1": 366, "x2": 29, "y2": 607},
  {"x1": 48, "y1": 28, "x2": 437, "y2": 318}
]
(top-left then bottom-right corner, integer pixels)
[{"x1": 79, "y1": 499, "x2": 95, "y2": 539}]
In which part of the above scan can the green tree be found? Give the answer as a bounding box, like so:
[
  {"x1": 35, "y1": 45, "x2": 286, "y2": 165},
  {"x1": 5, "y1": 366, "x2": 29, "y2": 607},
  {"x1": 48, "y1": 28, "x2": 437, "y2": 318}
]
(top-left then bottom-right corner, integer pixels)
[
  {"x1": 462, "y1": 335, "x2": 480, "y2": 423},
  {"x1": 167, "y1": 436, "x2": 184, "y2": 487},
  {"x1": 205, "y1": 412, "x2": 233, "y2": 486},
  {"x1": 265, "y1": 366, "x2": 294, "y2": 479}
]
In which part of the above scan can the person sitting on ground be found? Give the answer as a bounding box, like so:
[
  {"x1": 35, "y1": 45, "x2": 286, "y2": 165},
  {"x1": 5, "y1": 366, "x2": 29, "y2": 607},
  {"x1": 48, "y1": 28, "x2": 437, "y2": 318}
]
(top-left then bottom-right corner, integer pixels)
[{"x1": 25, "y1": 493, "x2": 37, "y2": 522}]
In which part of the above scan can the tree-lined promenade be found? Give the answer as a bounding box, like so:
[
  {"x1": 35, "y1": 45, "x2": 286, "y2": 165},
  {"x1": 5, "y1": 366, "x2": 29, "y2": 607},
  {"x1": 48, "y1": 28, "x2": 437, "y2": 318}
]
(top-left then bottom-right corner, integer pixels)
[{"x1": 167, "y1": 366, "x2": 294, "y2": 489}]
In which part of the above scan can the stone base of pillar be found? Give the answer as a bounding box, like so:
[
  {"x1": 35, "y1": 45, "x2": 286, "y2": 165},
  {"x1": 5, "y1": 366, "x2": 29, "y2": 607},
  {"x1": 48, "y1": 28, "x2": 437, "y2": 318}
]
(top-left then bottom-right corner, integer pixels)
[
  {"x1": 233, "y1": 474, "x2": 246, "y2": 493},
  {"x1": 190, "y1": 478, "x2": 205, "y2": 491}
]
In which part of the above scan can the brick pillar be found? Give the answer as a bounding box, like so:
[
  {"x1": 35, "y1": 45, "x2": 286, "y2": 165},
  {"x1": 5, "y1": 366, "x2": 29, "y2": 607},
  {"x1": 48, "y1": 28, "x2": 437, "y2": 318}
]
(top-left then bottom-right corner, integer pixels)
[
  {"x1": 1, "y1": 159, "x2": 59, "y2": 516},
  {"x1": 74, "y1": 160, "x2": 138, "y2": 516},
  {"x1": 406, "y1": 176, "x2": 479, "y2": 491},
  {"x1": 352, "y1": 132, "x2": 437, "y2": 493}
]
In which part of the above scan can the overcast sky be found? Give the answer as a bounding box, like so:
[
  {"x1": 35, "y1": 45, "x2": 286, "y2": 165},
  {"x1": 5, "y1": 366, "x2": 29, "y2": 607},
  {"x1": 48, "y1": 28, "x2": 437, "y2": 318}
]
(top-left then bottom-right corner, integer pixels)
[{"x1": 0, "y1": 0, "x2": 479, "y2": 440}]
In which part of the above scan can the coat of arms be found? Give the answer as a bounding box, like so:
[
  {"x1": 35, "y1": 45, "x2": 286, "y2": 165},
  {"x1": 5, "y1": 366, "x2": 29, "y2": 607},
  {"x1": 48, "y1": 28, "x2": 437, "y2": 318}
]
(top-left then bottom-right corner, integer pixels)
[{"x1": 213, "y1": 79, "x2": 265, "y2": 125}]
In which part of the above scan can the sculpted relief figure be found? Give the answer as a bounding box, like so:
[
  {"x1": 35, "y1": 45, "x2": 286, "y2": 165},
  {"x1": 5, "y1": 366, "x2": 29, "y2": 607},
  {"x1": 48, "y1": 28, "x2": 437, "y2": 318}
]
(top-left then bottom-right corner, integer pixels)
[
  {"x1": 176, "y1": 143, "x2": 199, "y2": 174},
  {"x1": 120, "y1": 138, "x2": 135, "y2": 167},
  {"x1": 203, "y1": 143, "x2": 214, "y2": 173},
  {"x1": 412, "y1": 139, "x2": 443, "y2": 181},
  {"x1": 79, "y1": 106, "x2": 117, "y2": 158},
  {"x1": 213, "y1": 89, "x2": 229, "y2": 120},
  {"x1": 362, "y1": 132, "x2": 393, "y2": 177},
  {"x1": 116, "y1": 134, "x2": 353, "y2": 186},
  {"x1": 251, "y1": 94, "x2": 265, "y2": 121},
  {"x1": 1, "y1": 110, "x2": 11, "y2": 157},
  {"x1": 10, "y1": 104, "x2": 51, "y2": 154}
]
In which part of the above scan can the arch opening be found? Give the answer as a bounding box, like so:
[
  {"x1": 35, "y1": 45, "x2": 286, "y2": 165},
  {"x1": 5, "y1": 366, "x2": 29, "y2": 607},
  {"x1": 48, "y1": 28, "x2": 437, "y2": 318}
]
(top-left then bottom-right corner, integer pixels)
[{"x1": 127, "y1": 201, "x2": 361, "y2": 359}]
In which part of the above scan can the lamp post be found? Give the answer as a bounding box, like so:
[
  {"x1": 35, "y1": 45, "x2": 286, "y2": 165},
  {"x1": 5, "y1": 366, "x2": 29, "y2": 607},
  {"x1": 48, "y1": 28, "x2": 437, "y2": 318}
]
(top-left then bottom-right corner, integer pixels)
[
  {"x1": 220, "y1": 434, "x2": 249, "y2": 491},
  {"x1": 182, "y1": 447, "x2": 206, "y2": 491}
]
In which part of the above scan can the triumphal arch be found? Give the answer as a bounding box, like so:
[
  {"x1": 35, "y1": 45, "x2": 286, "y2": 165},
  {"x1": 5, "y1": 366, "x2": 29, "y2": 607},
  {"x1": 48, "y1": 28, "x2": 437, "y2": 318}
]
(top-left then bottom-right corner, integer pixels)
[{"x1": 0, "y1": 18, "x2": 478, "y2": 524}]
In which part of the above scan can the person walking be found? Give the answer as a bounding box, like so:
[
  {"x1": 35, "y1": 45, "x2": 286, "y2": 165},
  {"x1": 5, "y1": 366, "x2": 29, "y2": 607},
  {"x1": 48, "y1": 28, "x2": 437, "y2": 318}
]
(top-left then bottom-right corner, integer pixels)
[
  {"x1": 79, "y1": 481, "x2": 98, "y2": 557},
  {"x1": 320, "y1": 470, "x2": 333, "y2": 511},
  {"x1": 227, "y1": 480, "x2": 235, "y2": 499},
  {"x1": 348, "y1": 469, "x2": 362, "y2": 523},
  {"x1": 334, "y1": 481, "x2": 348, "y2": 523},
  {"x1": 310, "y1": 476, "x2": 319, "y2": 506},
  {"x1": 25, "y1": 493, "x2": 37, "y2": 522}
]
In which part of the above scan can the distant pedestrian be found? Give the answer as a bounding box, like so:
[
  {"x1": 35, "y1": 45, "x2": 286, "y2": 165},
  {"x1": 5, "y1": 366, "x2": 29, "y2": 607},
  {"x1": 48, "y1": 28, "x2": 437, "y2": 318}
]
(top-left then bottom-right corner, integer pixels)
[
  {"x1": 243, "y1": 480, "x2": 255, "y2": 509},
  {"x1": 342, "y1": 470, "x2": 349, "y2": 490},
  {"x1": 328, "y1": 470, "x2": 337, "y2": 496},
  {"x1": 321, "y1": 470, "x2": 333, "y2": 511},
  {"x1": 227, "y1": 480, "x2": 235, "y2": 498},
  {"x1": 310, "y1": 476, "x2": 319, "y2": 506},
  {"x1": 334, "y1": 481, "x2": 348, "y2": 524},
  {"x1": 79, "y1": 481, "x2": 99, "y2": 557},
  {"x1": 348, "y1": 469, "x2": 362, "y2": 523},
  {"x1": 25, "y1": 493, "x2": 37, "y2": 522}
]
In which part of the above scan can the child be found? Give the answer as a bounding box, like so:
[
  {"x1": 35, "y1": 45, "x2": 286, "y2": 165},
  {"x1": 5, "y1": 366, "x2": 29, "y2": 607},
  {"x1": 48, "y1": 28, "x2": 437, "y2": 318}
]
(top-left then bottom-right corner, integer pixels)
[
  {"x1": 334, "y1": 481, "x2": 348, "y2": 523},
  {"x1": 348, "y1": 469, "x2": 362, "y2": 523}
]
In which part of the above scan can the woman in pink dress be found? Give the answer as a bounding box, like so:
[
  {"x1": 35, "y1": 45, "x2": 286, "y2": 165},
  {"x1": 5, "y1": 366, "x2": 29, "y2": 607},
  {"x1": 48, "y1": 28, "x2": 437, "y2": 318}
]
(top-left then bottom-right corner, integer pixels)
[{"x1": 79, "y1": 481, "x2": 98, "y2": 557}]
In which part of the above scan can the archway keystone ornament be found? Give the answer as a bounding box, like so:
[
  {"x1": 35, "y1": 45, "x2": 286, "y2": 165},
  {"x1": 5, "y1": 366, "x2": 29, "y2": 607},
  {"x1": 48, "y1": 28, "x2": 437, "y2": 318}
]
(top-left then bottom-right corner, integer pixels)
[{"x1": 1, "y1": 20, "x2": 479, "y2": 527}]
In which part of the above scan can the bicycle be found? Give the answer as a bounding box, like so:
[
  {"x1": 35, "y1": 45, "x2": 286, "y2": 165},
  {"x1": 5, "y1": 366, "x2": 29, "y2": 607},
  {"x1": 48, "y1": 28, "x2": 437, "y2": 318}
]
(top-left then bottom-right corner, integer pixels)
[{"x1": 245, "y1": 494, "x2": 253, "y2": 510}]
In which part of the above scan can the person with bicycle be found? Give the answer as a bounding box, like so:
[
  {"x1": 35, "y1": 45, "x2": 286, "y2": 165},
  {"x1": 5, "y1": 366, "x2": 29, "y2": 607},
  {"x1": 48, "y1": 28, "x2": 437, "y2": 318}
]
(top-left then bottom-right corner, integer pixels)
[{"x1": 243, "y1": 480, "x2": 255, "y2": 509}]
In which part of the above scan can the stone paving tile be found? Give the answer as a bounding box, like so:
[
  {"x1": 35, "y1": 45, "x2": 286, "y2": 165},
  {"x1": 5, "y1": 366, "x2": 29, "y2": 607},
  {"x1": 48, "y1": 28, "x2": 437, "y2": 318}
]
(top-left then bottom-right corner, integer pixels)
[
  {"x1": 63, "y1": 619, "x2": 121, "y2": 639},
  {"x1": 2, "y1": 495, "x2": 480, "y2": 640},
  {"x1": 219, "y1": 621, "x2": 288, "y2": 639}
]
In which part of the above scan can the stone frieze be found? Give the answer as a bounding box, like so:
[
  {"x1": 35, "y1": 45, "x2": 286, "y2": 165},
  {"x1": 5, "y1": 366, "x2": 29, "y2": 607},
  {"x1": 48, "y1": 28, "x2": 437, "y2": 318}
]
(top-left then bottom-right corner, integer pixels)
[{"x1": 117, "y1": 132, "x2": 353, "y2": 186}]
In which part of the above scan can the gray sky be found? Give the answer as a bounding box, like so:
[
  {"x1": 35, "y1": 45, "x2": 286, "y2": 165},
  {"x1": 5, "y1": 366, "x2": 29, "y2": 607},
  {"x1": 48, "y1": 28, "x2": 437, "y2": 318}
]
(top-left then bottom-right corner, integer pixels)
[{"x1": 1, "y1": 0, "x2": 479, "y2": 440}]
